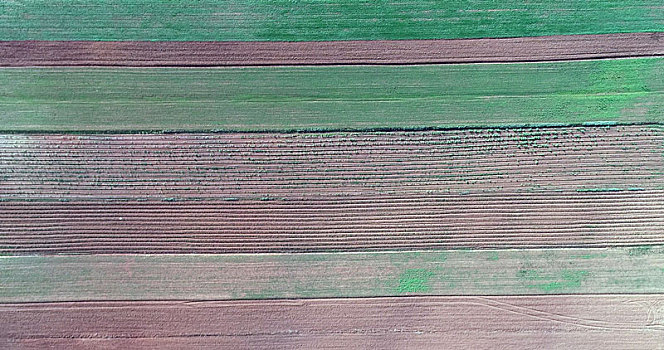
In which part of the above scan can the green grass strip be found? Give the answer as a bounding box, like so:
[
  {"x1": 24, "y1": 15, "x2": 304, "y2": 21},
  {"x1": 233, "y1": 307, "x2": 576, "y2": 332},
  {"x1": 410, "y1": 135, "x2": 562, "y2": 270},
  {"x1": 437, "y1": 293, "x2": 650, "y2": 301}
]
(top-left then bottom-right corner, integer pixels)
[
  {"x1": 1, "y1": 246, "x2": 663, "y2": 302},
  {"x1": 1, "y1": 58, "x2": 663, "y2": 132},
  {"x1": 1, "y1": 1, "x2": 662, "y2": 41}
]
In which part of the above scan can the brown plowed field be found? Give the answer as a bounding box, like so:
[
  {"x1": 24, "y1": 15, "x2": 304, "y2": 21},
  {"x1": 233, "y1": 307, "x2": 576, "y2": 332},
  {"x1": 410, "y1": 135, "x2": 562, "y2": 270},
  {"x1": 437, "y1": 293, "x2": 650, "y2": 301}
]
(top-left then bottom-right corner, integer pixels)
[
  {"x1": 2, "y1": 126, "x2": 662, "y2": 200},
  {"x1": 2, "y1": 192, "x2": 664, "y2": 253},
  {"x1": 1, "y1": 125, "x2": 662, "y2": 254},
  {"x1": 2, "y1": 33, "x2": 662, "y2": 66},
  {"x1": 2, "y1": 296, "x2": 662, "y2": 349}
]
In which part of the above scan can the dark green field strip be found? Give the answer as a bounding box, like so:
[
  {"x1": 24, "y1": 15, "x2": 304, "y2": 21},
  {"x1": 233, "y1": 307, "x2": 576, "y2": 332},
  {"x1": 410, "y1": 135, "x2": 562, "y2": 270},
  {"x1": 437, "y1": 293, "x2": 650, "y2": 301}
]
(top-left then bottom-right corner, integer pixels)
[
  {"x1": 1, "y1": 1, "x2": 662, "y2": 41},
  {"x1": 1, "y1": 246, "x2": 663, "y2": 302},
  {"x1": 1, "y1": 58, "x2": 663, "y2": 131}
]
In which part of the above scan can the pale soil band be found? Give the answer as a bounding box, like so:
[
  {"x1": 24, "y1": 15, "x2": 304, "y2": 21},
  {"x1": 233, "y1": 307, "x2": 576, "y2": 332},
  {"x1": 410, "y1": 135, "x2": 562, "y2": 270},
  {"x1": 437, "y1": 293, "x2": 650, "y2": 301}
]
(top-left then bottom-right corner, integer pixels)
[
  {"x1": 1, "y1": 296, "x2": 663, "y2": 349},
  {"x1": 1, "y1": 33, "x2": 662, "y2": 67}
]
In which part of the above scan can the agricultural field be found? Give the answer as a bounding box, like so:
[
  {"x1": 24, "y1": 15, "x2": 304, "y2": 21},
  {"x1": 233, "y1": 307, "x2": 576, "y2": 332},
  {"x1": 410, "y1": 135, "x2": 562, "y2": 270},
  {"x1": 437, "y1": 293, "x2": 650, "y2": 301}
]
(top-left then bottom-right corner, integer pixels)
[
  {"x1": 2, "y1": 1, "x2": 662, "y2": 41},
  {"x1": 2, "y1": 296, "x2": 664, "y2": 349},
  {"x1": 1, "y1": 1, "x2": 664, "y2": 348},
  {"x1": 1, "y1": 58, "x2": 663, "y2": 131},
  {"x1": 2, "y1": 33, "x2": 663, "y2": 66},
  {"x1": 5, "y1": 295, "x2": 663, "y2": 349},
  {"x1": 2, "y1": 247, "x2": 664, "y2": 302},
  {"x1": 0, "y1": 125, "x2": 663, "y2": 254}
]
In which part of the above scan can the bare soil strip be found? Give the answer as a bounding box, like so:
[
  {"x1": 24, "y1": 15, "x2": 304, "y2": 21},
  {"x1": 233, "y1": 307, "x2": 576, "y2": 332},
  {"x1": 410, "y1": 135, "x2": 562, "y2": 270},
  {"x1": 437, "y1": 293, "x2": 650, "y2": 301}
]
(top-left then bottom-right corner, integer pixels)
[
  {"x1": 1, "y1": 296, "x2": 663, "y2": 349},
  {"x1": 2, "y1": 192, "x2": 664, "y2": 254},
  {"x1": 2, "y1": 126, "x2": 661, "y2": 201},
  {"x1": 2, "y1": 33, "x2": 662, "y2": 67},
  {"x1": 1, "y1": 125, "x2": 662, "y2": 254}
]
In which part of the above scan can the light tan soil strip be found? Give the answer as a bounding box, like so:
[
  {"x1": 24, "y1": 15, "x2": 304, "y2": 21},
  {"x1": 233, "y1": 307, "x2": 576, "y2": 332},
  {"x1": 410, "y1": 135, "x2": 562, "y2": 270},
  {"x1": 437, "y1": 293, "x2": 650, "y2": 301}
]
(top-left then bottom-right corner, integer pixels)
[
  {"x1": 1, "y1": 296, "x2": 663, "y2": 349},
  {"x1": 1, "y1": 33, "x2": 662, "y2": 66}
]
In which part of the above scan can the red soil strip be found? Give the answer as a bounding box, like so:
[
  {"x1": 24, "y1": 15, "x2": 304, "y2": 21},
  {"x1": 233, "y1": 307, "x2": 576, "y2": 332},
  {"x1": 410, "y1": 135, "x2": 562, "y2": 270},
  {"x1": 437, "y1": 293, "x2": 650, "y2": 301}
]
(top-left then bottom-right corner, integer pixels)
[
  {"x1": 2, "y1": 296, "x2": 662, "y2": 349},
  {"x1": 1, "y1": 33, "x2": 662, "y2": 66},
  {"x1": 1, "y1": 125, "x2": 662, "y2": 254},
  {"x1": 2, "y1": 192, "x2": 664, "y2": 254}
]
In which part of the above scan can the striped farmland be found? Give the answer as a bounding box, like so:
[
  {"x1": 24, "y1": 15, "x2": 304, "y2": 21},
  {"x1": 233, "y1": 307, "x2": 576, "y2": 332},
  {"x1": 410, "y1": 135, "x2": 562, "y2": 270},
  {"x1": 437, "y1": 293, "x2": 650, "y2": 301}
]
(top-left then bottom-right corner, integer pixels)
[{"x1": 1, "y1": 1, "x2": 663, "y2": 348}]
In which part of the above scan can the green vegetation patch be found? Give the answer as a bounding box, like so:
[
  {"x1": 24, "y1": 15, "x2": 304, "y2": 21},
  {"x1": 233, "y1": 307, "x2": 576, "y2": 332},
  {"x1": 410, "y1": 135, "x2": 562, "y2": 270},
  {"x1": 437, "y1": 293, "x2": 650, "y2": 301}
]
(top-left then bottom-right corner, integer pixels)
[
  {"x1": 1, "y1": 58, "x2": 662, "y2": 132},
  {"x1": 1, "y1": 1, "x2": 662, "y2": 41},
  {"x1": 2, "y1": 246, "x2": 664, "y2": 302},
  {"x1": 397, "y1": 268, "x2": 435, "y2": 294},
  {"x1": 519, "y1": 269, "x2": 590, "y2": 292}
]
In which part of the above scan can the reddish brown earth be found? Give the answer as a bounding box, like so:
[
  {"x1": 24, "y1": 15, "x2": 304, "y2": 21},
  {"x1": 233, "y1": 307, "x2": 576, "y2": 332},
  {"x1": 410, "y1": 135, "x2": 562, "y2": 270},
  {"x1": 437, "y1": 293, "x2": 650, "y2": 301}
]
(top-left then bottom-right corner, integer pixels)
[
  {"x1": 1, "y1": 296, "x2": 662, "y2": 349},
  {"x1": 1, "y1": 125, "x2": 662, "y2": 254},
  {"x1": 2, "y1": 192, "x2": 664, "y2": 254},
  {"x1": 2, "y1": 126, "x2": 662, "y2": 200},
  {"x1": 1, "y1": 33, "x2": 662, "y2": 66}
]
